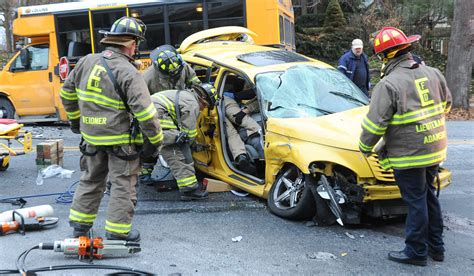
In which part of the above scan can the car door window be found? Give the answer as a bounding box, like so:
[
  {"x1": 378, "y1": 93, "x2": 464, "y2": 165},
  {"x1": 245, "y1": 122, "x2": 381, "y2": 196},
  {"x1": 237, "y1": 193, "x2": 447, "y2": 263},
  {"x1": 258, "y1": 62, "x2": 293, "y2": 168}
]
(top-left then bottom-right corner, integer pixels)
[
  {"x1": 190, "y1": 63, "x2": 220, "y2": 84},
  {"x1": 11, "y1": 44, "x2": 49, "y2": 71}
]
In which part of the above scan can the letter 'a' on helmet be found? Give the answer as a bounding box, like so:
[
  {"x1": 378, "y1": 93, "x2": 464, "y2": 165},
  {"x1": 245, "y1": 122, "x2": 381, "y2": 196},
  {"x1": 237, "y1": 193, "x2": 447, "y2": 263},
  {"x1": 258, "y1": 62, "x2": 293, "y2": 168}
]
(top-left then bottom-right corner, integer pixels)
[
  {"x1": 150, "y1": 45, "x2": 184, "y2": 77},
  {"x1": 193, "y1": 83, "x2": 218, "y2": 109},
  {"x1": 372, "y1": 27, "x2": 420, "y2": 55},
  {"x1": 99, "y1": 16, "x2": 146, "y2": 41}
]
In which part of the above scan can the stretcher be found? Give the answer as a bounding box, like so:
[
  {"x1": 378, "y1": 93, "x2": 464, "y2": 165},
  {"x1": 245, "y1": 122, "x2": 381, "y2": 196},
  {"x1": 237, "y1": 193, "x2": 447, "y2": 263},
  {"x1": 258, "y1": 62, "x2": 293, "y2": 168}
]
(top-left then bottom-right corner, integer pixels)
[{"x1": 0, "y1": 119, "x2": 32, "y2": 171}]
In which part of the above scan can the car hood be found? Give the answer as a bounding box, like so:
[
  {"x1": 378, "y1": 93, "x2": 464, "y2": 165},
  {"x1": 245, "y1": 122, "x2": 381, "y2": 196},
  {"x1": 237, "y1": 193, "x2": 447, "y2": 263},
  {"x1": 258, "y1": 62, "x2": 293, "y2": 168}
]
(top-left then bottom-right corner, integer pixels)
[{"x1": 266, "y1": 106, "x2": 368, "y2": 151}]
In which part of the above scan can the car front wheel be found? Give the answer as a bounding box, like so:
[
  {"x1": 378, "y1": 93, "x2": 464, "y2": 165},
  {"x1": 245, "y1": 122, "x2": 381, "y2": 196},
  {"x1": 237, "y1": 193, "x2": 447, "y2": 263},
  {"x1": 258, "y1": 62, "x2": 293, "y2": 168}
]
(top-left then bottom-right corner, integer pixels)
[
  {"x1": 267, "y1": 165, "x2": 315, "y2": 220},
  {"x1": 0, "y1": 98, "x2": 15, "y2": 119}
]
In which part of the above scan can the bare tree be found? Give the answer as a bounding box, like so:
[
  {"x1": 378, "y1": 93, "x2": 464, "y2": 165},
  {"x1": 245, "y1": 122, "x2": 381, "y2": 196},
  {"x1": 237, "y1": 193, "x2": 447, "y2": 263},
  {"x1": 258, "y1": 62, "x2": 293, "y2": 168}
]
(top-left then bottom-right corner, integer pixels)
[
  {"x1": 0, "y1": 0, "x2": 17, "y2": 52},
  {"x1": 1, "y1": 0, "x2": 75, "y2": 52},
  {"x1": 446, "y1": 0, "x2": 472, "y2": 109}
]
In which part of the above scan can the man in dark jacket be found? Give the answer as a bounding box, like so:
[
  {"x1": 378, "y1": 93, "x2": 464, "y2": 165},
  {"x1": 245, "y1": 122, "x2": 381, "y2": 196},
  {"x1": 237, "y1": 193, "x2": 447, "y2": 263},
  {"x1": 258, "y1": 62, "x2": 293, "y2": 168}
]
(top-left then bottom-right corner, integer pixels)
[
  {"x1": 359, "y1": 27, "x2": 451, "y2": 266},
  {"x1": 338, "y1": 39, "x2": 370, "y2": 96}
]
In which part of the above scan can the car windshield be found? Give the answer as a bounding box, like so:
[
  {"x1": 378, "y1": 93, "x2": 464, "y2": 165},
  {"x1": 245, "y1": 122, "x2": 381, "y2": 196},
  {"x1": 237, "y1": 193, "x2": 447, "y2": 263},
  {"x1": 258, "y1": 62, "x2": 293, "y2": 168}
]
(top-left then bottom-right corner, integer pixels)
[{"x1": 256, "y1": 65, "x2": 369, "y2": 118}]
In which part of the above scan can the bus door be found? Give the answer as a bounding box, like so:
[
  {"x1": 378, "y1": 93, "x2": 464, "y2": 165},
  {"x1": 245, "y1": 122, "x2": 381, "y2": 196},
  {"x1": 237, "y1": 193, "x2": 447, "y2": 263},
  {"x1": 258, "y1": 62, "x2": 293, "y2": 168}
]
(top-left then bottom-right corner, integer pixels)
[
  {"x1": 7, "y1": 43, "x2": 57, "y2": 119},
  {"x1": 89, "y1": 7, "x2": 128, "y2": 53}
]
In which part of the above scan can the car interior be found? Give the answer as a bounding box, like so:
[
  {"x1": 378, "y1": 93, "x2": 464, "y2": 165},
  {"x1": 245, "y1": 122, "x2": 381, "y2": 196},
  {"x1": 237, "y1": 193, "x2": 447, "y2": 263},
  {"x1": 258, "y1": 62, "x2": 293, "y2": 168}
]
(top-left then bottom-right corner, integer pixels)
[{"x1": 219, "y1": 73, "x2": 265, "y2": 179}]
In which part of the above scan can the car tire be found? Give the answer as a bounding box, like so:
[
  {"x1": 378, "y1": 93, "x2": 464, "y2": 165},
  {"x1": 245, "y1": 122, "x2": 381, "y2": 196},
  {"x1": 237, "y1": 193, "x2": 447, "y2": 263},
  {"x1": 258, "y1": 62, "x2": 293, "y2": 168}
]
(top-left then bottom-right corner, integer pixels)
[
  {"x1": 0, "y1": 97, "x2": 15, "y2": 119},
  {"x1": 267, "y1": 165, "x2": 316, "y2": 220}
]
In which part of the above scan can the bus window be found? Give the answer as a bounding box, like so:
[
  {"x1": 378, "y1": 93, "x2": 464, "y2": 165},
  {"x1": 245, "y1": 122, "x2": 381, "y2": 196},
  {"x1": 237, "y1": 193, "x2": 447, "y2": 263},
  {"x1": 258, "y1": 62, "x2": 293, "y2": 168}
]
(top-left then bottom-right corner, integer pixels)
[
  {"x1": 91, "y1": 9, "x2": 127, "y2": 53},
  {"x1": 207, "y1": 0, "x2": 244, "y2": 28},
  {"x1": 10, "y1": 44, "x2": 49, "y2": 72},
  {"x1": 57, "y1": 13, "x2": 91, "y2": 59},
  {"x1": 279, "y1": 15, "x2": 284, "y2": 45},
  {"x1": 168, "y1": 3, "x2": 204, "y2": 47},
  {"x1": 284, "y1": 17, "x2": 291, "y2": 46},
  {"x1": 131, "y1": 6, "x2": 165, "y2": 52},
  {"x1": 291, "y1": 22, "x2": 295, "y2": 49}
]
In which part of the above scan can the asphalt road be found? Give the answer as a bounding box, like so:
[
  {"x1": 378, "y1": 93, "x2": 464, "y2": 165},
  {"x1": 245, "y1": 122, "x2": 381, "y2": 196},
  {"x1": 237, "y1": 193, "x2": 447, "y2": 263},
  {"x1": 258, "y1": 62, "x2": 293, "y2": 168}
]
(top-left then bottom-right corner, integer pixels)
[{"x1": 0, "y1": 121, "x2": 473, "y2": 275}]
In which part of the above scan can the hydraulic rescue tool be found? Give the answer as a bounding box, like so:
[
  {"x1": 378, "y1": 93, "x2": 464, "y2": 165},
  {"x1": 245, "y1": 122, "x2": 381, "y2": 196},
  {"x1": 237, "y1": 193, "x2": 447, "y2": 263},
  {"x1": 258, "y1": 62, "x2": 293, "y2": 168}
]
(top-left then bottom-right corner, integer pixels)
[
  {"x1": 38, "y1": 236, "x2": 141, "y2": 260},
  {"x1": 1, "y1": 216, "x2": 58, "y2": 236}
]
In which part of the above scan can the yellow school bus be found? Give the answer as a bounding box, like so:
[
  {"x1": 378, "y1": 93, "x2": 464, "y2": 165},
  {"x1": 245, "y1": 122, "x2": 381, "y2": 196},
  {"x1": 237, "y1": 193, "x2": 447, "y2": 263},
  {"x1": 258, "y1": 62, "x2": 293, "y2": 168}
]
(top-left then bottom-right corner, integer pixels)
[{"x1": 0, "y1": 0, "x2": 295, "y2": 123}]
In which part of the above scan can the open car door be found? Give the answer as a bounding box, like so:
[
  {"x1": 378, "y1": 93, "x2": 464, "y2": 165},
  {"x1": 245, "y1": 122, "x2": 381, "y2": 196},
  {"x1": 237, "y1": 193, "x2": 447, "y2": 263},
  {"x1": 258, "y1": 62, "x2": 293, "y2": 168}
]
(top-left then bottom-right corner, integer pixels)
[{"x1": 178, "y1": 26, "x2": 257, "y2": 54}]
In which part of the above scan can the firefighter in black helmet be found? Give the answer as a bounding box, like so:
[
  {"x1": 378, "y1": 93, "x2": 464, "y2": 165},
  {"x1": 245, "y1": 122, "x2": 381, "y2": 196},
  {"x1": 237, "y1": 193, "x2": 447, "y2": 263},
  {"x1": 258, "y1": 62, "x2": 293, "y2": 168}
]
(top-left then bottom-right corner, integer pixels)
[
  {"x1": 61, "y1": 16, "x2": 162, "y2": 242},
  {"x1": 140, "y1": 44, "x2": 201, "y2": 184}
]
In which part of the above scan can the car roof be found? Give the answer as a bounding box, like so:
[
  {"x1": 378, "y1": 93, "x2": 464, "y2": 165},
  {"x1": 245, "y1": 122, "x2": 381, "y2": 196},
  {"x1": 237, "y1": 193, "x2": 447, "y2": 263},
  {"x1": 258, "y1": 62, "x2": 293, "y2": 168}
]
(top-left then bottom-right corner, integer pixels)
[{"x1": 182, "y1": 41, "x2": 333, "y2": 81}]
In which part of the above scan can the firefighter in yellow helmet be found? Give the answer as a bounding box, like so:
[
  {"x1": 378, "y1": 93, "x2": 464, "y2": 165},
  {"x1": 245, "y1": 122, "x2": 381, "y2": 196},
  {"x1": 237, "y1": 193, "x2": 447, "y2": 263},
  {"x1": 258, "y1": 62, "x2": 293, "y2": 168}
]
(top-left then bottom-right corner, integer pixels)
[
  {"x1": 60, "y1": 16, "x2": 163, "y2": 242},
  {"x1": 140, "y1": 44, "x2": 201, "y2": 183},
  {"x1": 360, "y1": 27, "x2": 452, "y2": 266},
  {"x1": 151, "y1": 83, "x2": 218, "y2": 200}
]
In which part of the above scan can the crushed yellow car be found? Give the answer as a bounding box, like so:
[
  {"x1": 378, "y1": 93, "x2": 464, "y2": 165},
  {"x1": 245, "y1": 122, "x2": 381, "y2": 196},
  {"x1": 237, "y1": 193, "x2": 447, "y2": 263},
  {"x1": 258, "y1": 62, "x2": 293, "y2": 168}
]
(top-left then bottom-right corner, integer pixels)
[{"x1": 177, "y1": 27, "x2": 452, "y2": 224}]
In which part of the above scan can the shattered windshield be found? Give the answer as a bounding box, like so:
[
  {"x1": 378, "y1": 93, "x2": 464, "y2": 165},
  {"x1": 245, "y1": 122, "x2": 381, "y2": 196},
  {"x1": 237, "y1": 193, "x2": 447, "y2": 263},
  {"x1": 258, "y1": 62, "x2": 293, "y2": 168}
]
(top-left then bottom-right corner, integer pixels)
[{"x1": 256, "y1": 65, "x2": 369, "y2": 118}]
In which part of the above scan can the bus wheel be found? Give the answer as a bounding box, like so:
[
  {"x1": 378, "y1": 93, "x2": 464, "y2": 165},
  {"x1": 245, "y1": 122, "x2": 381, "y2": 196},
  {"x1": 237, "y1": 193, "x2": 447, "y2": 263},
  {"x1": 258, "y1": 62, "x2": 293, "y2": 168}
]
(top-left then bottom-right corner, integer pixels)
[
  {"x1": 267, "y1": 165, "x2": 316, "y2": 220},
  {"x1": 0, "y1": 98, "x2": 15, "y2": 119}
]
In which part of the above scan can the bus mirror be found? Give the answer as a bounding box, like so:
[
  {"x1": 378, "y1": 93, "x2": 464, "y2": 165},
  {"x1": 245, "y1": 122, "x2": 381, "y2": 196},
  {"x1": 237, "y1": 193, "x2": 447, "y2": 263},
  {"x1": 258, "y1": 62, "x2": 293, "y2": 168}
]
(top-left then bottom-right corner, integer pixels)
[{"x1": 20, "y1": 49, "x2": 30, "y2": 69}]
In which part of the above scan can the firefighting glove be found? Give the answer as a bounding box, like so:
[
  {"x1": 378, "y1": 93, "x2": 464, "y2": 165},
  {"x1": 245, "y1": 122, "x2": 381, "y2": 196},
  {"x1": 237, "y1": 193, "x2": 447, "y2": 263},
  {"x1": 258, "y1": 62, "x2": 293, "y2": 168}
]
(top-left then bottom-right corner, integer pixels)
[
  {"x1": 70, "y1": 119, "x2": 80, "y2": 134},
  {"x1": 359, "y1": 146, "x2": 372, "y2": 157},
  {"x1": 233, "y1": 110, "x2": 246, "y2": 125},
  {"x1": 175, "y1": 131, "x2": 188, "y2": 146}
]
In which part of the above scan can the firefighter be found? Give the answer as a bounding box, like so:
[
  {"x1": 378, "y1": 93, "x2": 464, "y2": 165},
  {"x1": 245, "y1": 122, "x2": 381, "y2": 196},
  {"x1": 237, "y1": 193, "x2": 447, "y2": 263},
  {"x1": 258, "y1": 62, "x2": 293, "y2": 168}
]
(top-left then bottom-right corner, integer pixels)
[
  {"x1": 151, "y1": 83, "x2": 218, "y2": 200},
  {"x1": 140, "y1": 44, "x2": 201, "y2": 183},
  {"x1": 60, "y1": 17, "x2": 163, "y2": 242},
  {"x1": 359, "y1": 27, "x2": 452, "y2": 266}
]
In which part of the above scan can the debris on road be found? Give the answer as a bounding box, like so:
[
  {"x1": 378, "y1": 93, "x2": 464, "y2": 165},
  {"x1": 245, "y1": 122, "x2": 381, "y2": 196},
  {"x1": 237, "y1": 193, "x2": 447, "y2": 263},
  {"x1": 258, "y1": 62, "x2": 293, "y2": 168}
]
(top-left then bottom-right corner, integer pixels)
[
  {"x1": 341, "y1": 252, "x2": 348, "y2": 257},
  {"x1": 345, "y1": 232, "x2": 355, "y2": 239},
  {"x1": 232, "y1": 236, "x2": 243, "y2": 242},
  {"x1": 36, "y1": 165, "x2": 74, "y2": 185},
  {"x1": 306, "y1": 252, "x2": 337, "y2": 261}
]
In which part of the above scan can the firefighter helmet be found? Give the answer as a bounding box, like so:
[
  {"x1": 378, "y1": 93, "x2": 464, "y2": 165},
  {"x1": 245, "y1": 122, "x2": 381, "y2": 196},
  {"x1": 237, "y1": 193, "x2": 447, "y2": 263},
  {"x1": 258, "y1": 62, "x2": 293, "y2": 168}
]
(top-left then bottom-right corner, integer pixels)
[
  {"x1": 150, "y1": 45, "x2": 184, "y2": 77},
  {"x1": 193, "y1": 83, "x2": 218, "y2": 109},
  {"x1": 99, "y1": 16, "x2": 146, "y2": 41},
  {"x1": 372, "y1": 27, "x2": 420, "y2": 55}
]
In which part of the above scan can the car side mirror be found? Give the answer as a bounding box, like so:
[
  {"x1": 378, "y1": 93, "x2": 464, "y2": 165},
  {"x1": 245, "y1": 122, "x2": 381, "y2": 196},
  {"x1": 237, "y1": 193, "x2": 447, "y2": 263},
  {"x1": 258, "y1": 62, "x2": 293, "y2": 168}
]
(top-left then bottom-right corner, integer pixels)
[{"x1": 20, "y1": 49, "x2": 30, "y2": 69}]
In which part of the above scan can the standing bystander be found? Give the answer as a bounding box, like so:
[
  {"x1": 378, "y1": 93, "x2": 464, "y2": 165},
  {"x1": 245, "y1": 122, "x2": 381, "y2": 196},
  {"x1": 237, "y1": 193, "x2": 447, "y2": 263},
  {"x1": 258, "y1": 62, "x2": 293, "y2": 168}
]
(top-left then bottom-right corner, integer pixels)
[{"x1": 338, "y1": 39, "x2": 371, "y2": 96}]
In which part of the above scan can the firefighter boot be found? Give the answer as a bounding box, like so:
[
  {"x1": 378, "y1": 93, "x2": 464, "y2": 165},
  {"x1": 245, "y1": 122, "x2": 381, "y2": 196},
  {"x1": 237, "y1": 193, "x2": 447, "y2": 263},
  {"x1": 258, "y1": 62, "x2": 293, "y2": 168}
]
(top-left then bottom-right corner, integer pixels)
[
  {"x1": 70, "y1": 221, "x2": 92, "y2": 238},
  {"x1": 180, "y1": 182, "x2": 209, "y2": 201},
  {"x1": 106, "y1": 229, "x2": 141, "y2": 242},
  {"x1": 138, "y1": 163, "x2": 154, "y2": 185}
]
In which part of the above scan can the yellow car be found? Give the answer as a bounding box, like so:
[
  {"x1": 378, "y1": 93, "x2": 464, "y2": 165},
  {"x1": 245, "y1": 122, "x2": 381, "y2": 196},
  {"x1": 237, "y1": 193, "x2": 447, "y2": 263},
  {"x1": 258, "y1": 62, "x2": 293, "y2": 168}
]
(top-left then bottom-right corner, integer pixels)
[{"x1": 178, "y1": 27, "x2": 452, "y2": 224}]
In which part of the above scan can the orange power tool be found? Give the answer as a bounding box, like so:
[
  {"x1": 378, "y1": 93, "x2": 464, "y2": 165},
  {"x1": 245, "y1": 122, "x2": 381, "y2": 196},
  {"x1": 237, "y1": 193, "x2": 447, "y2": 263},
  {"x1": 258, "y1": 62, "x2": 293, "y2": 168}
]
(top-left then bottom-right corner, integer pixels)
[
  {"x1": 0, "y1": 216, "x2": 59, "y2": 236},
  {"x1": 38, "y1": 236, "x2": 141, "y2": 259}
]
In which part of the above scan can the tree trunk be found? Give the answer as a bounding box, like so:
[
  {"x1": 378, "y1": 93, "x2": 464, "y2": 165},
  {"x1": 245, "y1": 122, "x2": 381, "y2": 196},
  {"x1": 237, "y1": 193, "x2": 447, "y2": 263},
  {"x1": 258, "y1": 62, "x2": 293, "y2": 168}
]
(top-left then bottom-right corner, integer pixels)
[
  {"x1": 301, "y1": 0, "x2": 308, "y2": 15},
  {"x1": 445, "y1": 0, "x2": 472, "y2": 109},
  {"x1": 4, "y1": 8, "x2": 14, "y2": 52}
]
